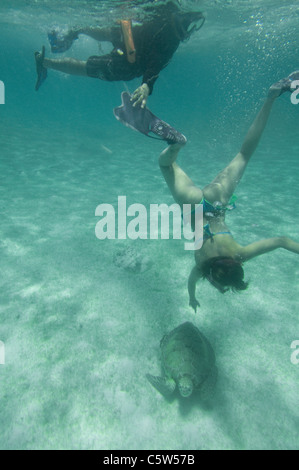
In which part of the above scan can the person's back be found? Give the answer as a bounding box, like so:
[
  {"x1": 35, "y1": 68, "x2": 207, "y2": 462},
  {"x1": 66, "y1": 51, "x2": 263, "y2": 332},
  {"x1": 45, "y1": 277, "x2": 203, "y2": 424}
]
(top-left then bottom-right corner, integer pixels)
[{"x1": 127, "y1": 2, "x2": 182, "y2": 87}]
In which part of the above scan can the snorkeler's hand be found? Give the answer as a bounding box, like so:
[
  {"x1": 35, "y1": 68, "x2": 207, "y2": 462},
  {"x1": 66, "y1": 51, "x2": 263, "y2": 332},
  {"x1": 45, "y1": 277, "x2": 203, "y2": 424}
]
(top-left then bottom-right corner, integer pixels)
[
  {"x1": 189, "y1": 297, "x2": 200, "y2": 313},
  {"x1": 131, "y1": 84, "x2": 149, "y2": 108}
]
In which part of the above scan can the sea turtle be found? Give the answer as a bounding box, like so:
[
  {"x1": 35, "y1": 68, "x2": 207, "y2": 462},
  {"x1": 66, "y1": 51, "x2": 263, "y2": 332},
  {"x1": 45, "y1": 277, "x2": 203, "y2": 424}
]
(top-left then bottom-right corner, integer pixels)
[{"x1": 146, "y1": 322, "x2": 217, "y2": 398}]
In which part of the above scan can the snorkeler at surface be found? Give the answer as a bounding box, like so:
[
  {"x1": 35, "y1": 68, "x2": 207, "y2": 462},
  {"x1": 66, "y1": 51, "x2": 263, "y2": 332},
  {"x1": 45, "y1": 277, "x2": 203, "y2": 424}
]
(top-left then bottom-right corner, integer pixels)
[
  {"x1": 34, "y1": 0, "x2": 205, "y2": 108},
  {"x1": 156, "y1": 71, "x2": 299, "y2": 311}
]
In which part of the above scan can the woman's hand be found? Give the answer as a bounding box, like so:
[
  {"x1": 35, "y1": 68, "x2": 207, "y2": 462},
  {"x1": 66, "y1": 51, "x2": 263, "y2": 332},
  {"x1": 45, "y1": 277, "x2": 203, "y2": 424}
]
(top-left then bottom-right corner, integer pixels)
[
  {"x1": 189, "y1": 297, "x2": 200, "y2": 313},
  {"x1": 188, "y1": 266, "x2": 201, "y2": 313},
  {"x1": 131, "y1": 83, "x2": 150, "y2": 108}
]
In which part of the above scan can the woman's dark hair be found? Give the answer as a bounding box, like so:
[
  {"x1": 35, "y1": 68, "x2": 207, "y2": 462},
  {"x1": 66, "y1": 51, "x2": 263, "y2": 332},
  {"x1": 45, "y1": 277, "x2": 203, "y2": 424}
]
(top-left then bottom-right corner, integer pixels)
[{"x1": 201, "y1": 257, "x2": 249, "y2": 293}]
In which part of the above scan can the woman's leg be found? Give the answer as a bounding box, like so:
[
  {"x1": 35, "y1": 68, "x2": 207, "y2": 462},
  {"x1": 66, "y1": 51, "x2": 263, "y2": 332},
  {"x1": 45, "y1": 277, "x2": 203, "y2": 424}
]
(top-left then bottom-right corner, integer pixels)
[
  {"x1": 203, "y1": 88, "x2": 279, "y2": 205},
  {"x1": 159, "y1": 90, "x2": 277, "y2": 208},
  {"x1": 159, "y1": 144, "x2": 203, "y2": 206}
]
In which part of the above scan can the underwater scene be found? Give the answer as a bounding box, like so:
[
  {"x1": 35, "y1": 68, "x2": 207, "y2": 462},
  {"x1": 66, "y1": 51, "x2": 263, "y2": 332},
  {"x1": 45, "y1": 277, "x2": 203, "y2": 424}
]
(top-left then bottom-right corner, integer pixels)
[{"x1": 0, "y1": 0, "x2": 298, "y2": 450}]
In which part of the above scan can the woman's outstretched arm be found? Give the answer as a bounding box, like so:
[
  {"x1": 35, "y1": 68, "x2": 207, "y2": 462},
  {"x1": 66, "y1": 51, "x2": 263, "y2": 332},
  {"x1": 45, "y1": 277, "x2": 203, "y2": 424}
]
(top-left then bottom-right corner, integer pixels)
[{"x1": 240, "y1": 237, "x2": 299, "y2": 261}]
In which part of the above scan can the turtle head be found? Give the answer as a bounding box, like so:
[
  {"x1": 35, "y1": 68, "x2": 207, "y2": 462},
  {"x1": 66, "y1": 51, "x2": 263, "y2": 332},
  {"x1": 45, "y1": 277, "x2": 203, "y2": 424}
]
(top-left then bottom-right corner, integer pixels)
[{"x1": 178, "y1": 376, "x2": 193, "y2": 398}]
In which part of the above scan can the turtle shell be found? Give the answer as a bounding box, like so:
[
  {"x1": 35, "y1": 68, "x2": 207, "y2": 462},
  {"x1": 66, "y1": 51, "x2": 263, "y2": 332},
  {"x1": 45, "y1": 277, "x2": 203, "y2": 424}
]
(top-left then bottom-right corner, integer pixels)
[{"x1": 160, "y1": 322, "x2": 215, "y2": 390}]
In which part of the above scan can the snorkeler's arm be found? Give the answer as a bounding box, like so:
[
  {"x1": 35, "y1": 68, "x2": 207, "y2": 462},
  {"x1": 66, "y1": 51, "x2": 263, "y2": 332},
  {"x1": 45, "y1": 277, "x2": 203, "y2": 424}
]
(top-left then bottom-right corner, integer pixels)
[
  {"x1": 240, "y1": 237, "x2": 299, "y2": 261},
  {"x1": 131, "y1": 67, "x2": 160, "y2": 107},
  {"x1": 188, "y1": 266, "x2": 201, "y2": 312}
]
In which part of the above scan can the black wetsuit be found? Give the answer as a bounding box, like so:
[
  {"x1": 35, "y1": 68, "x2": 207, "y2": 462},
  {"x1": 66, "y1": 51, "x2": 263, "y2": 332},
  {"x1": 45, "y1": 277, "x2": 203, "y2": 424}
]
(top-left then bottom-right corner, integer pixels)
[{"x1": 86, "y1": 2, "x2": 182, "y2": 95}]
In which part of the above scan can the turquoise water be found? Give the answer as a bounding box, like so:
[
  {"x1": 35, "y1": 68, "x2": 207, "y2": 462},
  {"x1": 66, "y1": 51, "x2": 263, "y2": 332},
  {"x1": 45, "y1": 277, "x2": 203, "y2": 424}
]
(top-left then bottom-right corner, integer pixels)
[{"x1": 0, "y1": 0, "x2": 298, "y2": 450}]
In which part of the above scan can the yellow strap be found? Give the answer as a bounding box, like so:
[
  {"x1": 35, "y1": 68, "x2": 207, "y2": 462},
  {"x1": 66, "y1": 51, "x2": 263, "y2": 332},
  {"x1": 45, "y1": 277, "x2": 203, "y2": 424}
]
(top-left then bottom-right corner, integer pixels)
[{"x1": 120, "y1": 20, "x2": 136, "y2": 64}]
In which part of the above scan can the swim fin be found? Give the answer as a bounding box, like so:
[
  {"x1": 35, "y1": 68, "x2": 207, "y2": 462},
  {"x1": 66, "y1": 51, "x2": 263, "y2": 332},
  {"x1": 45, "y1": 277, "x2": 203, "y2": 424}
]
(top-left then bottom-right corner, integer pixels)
[
  {"x1": 272, "y1": 70, "x2": 299, "y2": 96},
  {"x1": 34, "y1": 46, "x2": 47, "y2": 91},
  {"x1": 113, "y1": 92, "x2": 187, "y2": 145}
]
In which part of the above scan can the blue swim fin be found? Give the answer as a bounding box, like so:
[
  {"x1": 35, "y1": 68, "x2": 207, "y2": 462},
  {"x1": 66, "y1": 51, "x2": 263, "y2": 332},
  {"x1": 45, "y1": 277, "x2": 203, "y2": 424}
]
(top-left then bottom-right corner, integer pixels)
[
  {"x1": 34, "y1": 46, "x2": 47, "y2": 91},
  {"x1": 113, "y1": 92, "x2": 187, "y2": 145}
]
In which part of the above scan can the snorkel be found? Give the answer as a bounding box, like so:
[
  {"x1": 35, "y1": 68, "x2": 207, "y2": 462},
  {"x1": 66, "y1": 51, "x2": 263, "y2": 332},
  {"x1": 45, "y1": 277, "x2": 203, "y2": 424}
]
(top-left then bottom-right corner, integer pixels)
[{"x1": 207, "y1": 270, "x2": 230, "y2": 294}]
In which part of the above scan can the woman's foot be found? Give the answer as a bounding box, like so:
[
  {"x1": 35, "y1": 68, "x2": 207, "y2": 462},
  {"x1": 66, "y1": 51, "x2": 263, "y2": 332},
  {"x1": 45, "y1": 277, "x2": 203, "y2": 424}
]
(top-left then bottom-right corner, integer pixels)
[
  {"x1": 159, "y1": 143, "x2": 184, "y2": 167},
  {"x1": 151, "y1": 119, "x2": 187, "y2": 145},
  {"x1": 268, "y1": 71, "x2": 299, "y2": 99}
]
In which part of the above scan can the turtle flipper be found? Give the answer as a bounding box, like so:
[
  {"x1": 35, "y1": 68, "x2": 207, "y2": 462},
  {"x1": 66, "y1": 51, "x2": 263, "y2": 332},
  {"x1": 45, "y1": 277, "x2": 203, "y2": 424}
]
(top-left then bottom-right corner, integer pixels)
[{"x1": 146, "y1": 374, "x2": 176, "y2": 397}]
